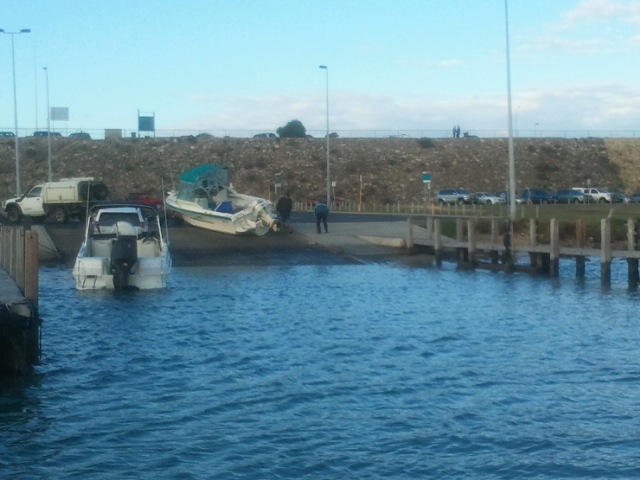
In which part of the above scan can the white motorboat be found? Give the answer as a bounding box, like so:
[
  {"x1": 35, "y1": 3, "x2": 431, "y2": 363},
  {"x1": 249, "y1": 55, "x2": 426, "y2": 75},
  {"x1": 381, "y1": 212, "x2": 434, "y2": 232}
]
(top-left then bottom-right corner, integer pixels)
[
  {"x1": 165, "y1": 164, "x2": 278, "y2": 236},
  {"x1": 73, "y1": 203, "x2": 172, "y2": 290}
]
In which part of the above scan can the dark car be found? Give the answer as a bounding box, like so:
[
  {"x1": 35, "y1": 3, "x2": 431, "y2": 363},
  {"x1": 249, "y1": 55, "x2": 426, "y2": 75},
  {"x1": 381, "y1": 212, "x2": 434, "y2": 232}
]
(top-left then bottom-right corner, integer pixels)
[
  {"x1": 628, "y1": 192, "x2": 640, "y2": 203},
  {"x1": 521, "y1": 188, "x2": 553, "y2": 204},
  {"x1": 610, "y1": 192, "x2": 628, "y2": 203},
  {"x1": 551, "y1": 189, "x2": 586, "y2": 204},
  {"x1": 69, "y1": 132, "x2": 91, "y2": 139},
  {"x1": 32, "y1": 131, "x2": 62, "y2": 137},
  {"x1": 0, "y1": 131, "x2": 15, "y2": 137}
]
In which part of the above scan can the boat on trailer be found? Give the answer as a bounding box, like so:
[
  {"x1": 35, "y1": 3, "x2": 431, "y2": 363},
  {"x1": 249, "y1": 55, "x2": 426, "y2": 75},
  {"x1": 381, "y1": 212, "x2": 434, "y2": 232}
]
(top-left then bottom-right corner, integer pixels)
[
  {"x1": 165, "y1": 164, "x2": 278, "y2": 236},
  {"x1": 73, "y1": 203, "x2": 172, "y2": 290}
]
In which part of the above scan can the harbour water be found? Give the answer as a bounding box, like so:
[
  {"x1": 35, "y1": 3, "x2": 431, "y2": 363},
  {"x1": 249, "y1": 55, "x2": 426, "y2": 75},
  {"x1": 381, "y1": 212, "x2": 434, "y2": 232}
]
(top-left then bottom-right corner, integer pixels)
[{"x1": 2, "y1": 256, "x2": 640, "y2": 479}]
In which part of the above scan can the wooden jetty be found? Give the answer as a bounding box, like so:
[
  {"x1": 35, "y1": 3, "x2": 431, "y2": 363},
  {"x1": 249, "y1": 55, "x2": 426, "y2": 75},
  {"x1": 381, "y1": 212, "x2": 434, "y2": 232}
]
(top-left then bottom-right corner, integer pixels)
[
  {"x1": 407, "y1": 215, "x2": 640, "y2": 285},
  {"x1": 0, "y1": 226, "x2": 40, "y2": 375}
]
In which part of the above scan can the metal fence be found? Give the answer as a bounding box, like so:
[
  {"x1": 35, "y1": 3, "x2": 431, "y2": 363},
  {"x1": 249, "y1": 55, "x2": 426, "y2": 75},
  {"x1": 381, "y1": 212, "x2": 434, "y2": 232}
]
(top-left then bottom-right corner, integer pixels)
[{"x1": 2, "y1": 127, "x2": 640, "y2": 141}]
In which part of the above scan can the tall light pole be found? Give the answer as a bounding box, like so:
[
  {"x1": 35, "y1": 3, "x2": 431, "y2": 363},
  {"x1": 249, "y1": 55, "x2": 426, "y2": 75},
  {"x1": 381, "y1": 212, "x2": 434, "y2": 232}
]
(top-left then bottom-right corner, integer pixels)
[
  {"x1": 319, "y1": 65, "x2": 330, "y2": 206},
  {"x1": 1, "y1": 28, "x2": 31, "y2": 195},
  {"x1": 44, "y1": 66, "x2": 52, "y2": 181},
  {"x1": 503, "y1": 2, "x2": 516, "y2": 222}
]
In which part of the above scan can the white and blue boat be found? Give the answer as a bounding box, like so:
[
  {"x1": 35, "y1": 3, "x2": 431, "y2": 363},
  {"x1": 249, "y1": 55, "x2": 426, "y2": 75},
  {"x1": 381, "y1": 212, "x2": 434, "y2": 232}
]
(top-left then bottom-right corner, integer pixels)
[{"x1": 165, "y1": 164, "x2": 278, "y2": 236}]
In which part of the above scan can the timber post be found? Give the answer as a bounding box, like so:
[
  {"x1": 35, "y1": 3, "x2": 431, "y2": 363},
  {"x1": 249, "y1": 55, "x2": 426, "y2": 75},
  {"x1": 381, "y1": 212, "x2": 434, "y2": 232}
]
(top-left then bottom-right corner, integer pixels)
[
  {"x1": 601, "y1": 218, "x2": 612, "y2": 285},
  {"x1": 549, "y1": 218, "x2": 560, "y2": 277},
  {"x1": 433, "y1": 218, "x2": 442, "y2": 266},
  {"x1": 627, "y1": 219, "x2": 639, "y2": 286},
  {"x1": 576, "y1": 218, "x2": 586, "y2": 277}
]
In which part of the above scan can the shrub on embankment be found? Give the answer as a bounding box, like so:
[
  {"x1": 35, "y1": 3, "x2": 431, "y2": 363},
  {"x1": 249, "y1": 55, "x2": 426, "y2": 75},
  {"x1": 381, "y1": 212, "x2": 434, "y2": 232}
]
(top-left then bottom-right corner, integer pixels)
[{"x1": 1, "y1": 135, "x2": 639, "y2": 205}]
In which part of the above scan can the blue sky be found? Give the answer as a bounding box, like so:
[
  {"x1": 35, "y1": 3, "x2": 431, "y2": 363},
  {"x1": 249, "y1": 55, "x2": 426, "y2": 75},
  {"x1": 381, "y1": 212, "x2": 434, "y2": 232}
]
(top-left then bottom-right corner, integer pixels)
[{"x1": 1, "y1": 0, "x2": 639, "y2": 137}]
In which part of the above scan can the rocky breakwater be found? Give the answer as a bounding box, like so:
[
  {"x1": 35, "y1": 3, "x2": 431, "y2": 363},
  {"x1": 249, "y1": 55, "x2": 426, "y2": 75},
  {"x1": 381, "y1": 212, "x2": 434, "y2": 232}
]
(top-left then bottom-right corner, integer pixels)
[{"x1": 0, "y1": 135, "x2": 639, "y2": 206}]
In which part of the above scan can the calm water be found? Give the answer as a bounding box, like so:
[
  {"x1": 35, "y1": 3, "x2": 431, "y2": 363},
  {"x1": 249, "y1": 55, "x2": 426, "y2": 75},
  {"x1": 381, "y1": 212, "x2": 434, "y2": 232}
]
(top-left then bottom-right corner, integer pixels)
[{"x1": 2, "y1": 256, "x2": 640, "y2": 479}]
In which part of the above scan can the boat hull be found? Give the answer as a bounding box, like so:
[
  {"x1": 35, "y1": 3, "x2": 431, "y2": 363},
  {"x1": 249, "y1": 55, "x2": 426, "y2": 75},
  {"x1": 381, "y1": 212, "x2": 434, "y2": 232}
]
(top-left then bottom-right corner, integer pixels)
[{"x1": 166, "y1": 194, "x2": 276, "y2": 236}]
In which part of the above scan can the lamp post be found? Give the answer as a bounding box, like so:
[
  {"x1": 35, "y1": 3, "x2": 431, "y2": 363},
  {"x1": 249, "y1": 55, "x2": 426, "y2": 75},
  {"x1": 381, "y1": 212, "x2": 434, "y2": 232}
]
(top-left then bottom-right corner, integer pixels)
[
  {"x1": 1, "y1": 28, "x2": 31, "y2": 195},
  {"x1": 319, "y1": 65, "x2": 330, "y2": 206},
  {"x1": 503, "y1": 2, "x2": 516, "y2": 222},
  {"x1": 44, "y1": 66, "x2": 52, "y2": 181}
]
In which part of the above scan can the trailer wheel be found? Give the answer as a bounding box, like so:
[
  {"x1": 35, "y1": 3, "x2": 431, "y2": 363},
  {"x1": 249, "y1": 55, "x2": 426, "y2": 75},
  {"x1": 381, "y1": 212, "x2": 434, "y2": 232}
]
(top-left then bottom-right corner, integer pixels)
[
  {"x1": 6, "y1": 205, "x2": 22, "y2": 224},
  {"x1": 52, "y1": 207, "x2": 69, "y2": 224}
]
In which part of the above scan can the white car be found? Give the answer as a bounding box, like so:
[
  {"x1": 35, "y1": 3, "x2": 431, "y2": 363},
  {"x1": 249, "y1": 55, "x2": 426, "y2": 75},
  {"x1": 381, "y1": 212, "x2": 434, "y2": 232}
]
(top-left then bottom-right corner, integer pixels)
[{"x1": 471, "y1": 192, "x2": 507, "y2": 205}]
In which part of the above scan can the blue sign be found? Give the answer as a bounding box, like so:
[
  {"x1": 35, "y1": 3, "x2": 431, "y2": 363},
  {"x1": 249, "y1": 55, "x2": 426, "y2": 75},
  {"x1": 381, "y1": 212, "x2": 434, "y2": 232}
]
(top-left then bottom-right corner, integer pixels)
[{"x1": 422, "y1": 171, "x2": 432, "y2": 183}]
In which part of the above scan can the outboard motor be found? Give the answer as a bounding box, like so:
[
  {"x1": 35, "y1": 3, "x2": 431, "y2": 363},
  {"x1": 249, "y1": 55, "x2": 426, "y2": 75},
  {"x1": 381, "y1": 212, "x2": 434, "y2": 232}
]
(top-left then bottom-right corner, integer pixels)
[{"x1": 110, "y1": 221, "x2": 138, "y2": 290}]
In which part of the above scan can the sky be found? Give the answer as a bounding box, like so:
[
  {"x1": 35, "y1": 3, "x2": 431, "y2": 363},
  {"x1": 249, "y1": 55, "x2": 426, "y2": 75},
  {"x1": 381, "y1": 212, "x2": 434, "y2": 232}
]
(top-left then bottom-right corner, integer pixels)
[{"x1": 1, "y1": 0, "x2": 639, "y2": 138}]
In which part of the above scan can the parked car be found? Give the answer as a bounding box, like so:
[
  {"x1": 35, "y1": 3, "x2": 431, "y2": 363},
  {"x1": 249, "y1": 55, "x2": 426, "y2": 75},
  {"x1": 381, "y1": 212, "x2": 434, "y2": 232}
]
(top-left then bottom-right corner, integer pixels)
[
  {"x1": 436, "y1": 188, "x2": 472, "y2": 205},
  {"x1": 572, "y1": 187, "x2": 612, "y2": 203},
  {"x1": 126, "y1": 192, "x2": 163, "y2": 210},
  {"x1": 471, "y1": 192, "x2": 506, "y2": 205},
  {"x1": 69, "y1": 132, "x2": 91, "y2": 139},
  {"x1": 0, "y1": 131, "x2": 15, "y2": 137},
  {"x1": 306, "y1": 194, "x2": 343, "y2": 207},
  {"x1": 253, "y1": 133, "x2": 277, "y2": 139},
  {"x1": 497, "y1": 192, "x2": 525, "y2": 204},
  {"x1": 521, "y1": 188, "x2": 553, "y2": 204},
  {"x1": 551, "y1": 189, "x2": 586, "y2": 204},
  {"x1": 610, "y1": 192, "x2": 628, "y2": 203},
  {"x1": 31, "y1": 131, "x2": 62, "y2": 137},
  {"x1": 628, "y1": 192, "x2": 640, "y2": 203}
]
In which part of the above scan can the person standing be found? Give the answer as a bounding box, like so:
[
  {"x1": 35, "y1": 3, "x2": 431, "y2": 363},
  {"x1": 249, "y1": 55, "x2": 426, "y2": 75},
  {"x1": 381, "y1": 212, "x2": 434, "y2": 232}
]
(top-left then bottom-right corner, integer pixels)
[
  {"x1": 276, "y1": 192, "x2": 293, "y2": 233},
  {"x1": 314, "y1": 201, "x2": 329, "y2": 234}
]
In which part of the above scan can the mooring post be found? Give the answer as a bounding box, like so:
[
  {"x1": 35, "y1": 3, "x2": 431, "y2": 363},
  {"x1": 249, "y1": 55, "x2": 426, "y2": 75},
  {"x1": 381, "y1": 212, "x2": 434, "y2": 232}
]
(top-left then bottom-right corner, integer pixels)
[
  {"x1": 456, "y1": 218, "x2": 464, "y2": 243},
  {"x1": 406, "y1": 217, "x2": 414, "y2": 252},
  {"x1": 434, "y1": 218, "x2": 442, "y2": 266},
  {"x1": 467, "y1": 218, "x2": 476, "y2": 266},
  {"x1": 601, "y1": 218, "x2": 612, "y2": 284},
  {"x1": 550, "y1": 218, "x2": 560, "y2": 277},
  {"x1": 490, "y1": 218, "x2": 499, "y2": 264},
  {"x1": 627, "y1": 218, "x2": 639, "y2": 285},
  {"x1": 576, "y1": 218, "x2": 586, "y2": 277}
]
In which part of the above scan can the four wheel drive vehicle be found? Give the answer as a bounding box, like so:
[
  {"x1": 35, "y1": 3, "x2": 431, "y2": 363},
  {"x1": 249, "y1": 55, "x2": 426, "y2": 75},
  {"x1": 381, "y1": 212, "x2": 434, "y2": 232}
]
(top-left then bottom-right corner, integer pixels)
[
  {"x1": 470, "y1": 192, "x2": 506, "y2": 205},
  {"x1": 69, "y1": 132, "x2": 91, "y2": 139},
  {"x1": 436, "y1": 188, "x2": 472, "y2": 205},
  {"x1": 520, "y1": 188, "x2": 553, "y2": 204},
  {"x1": 551, "y1": 189, "x2": 586, "y2": 204},
  {"x1": 572, "y1": 187, "x2": 612, "y2": 203},
  {"x1": 2, "y1": 177, "x2": 109, "y2": 224},
  {"x1": 0, "y1": 131, "x2": 15, "y2": 137}
]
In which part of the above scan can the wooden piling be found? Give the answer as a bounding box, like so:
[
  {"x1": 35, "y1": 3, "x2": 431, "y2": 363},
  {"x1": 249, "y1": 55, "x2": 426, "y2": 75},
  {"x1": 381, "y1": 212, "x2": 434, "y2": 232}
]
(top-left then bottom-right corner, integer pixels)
[{"x1": 601, "y1": 218, "x2": 612, "y2": 284}]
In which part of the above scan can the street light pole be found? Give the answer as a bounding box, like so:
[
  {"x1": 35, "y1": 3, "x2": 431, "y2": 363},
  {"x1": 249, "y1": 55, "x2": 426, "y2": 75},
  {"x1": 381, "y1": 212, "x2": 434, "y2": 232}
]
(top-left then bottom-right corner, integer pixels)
[
  {"x1": 319, "y1": 65, "x2": 330, "y2": 206},
  {"x1": 1, "y1": 28, "x2": 31, "y2": 195},
  {"x1": 503, "y1": 2, "x2": 516, "y2": 222},
  {"x1": 44, "y1": 66, "x2": 52, "y2": 181}
]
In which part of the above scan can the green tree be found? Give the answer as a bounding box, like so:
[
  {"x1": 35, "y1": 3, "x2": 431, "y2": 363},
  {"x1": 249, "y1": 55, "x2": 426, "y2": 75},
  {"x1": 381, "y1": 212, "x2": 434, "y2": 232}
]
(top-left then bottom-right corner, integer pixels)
[{"x1": 277, "y1": 119, "x2": 306, "y2": 138}]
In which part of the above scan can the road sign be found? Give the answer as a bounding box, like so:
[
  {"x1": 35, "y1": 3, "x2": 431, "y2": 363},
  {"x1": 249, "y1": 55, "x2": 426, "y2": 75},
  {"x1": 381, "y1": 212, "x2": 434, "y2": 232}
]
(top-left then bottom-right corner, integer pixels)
[{"x1": 422, "y1": 171, "x2": 432, "y2": 183}]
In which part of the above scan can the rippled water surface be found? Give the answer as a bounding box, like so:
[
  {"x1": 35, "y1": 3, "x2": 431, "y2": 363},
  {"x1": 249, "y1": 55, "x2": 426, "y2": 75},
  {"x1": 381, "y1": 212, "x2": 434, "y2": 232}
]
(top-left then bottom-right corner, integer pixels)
[{"x1": 2, "y1": 258, "x2": 640, "y2": 479}]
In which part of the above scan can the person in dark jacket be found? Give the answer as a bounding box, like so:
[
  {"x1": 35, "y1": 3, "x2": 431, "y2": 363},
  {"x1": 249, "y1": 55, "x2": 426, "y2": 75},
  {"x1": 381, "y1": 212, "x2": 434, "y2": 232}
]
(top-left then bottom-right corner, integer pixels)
[
  {"x1": 314, "y1": 202, "x2": 329, "y2": 234},
  {"x1": 276, "y1": 192, "x2": 293, "y2": 233}
]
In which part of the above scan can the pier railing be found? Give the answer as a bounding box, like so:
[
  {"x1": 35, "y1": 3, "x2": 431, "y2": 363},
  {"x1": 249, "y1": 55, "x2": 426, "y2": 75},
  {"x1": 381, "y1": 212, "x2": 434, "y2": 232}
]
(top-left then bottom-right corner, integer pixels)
[{"x1": 408, "y1": 215, "x2": 640, "y2": 285}]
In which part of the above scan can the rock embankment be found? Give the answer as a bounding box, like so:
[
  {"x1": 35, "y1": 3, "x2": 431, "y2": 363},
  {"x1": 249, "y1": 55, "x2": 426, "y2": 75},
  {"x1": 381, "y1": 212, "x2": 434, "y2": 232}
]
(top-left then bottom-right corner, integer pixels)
[{"x1": 1, "y1": 135, "x2": 639, "y2": 204}]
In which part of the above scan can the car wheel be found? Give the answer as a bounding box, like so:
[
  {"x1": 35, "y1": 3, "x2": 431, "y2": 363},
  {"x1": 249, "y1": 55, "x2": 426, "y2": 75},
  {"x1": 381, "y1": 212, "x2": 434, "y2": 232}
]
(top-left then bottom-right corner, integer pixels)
[
  {"x1": 438, "y1": 199, "x2": 445, "y2": 206},
  {"x1": 598, "y1": 198, "x2": 606, "y2": 203},
  {"x1": 572, "y1": 198, "x2": 579, "y2": 204},
  {"x1": 6, "y1": 205, "x2": 22, "y2": 224},
  {"x1": 52, "y1": 207, "x2": 68, "y2": 224},
  {"x1": 456, "y1": 198, "x2": 464, "y2": 205}
]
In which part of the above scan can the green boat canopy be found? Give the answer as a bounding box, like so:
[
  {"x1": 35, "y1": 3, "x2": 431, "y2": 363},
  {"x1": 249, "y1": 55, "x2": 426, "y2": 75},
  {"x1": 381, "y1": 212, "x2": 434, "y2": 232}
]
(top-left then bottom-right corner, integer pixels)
[{"x1": 177, "y1": 164, "x2": 229, "y2": 200}]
